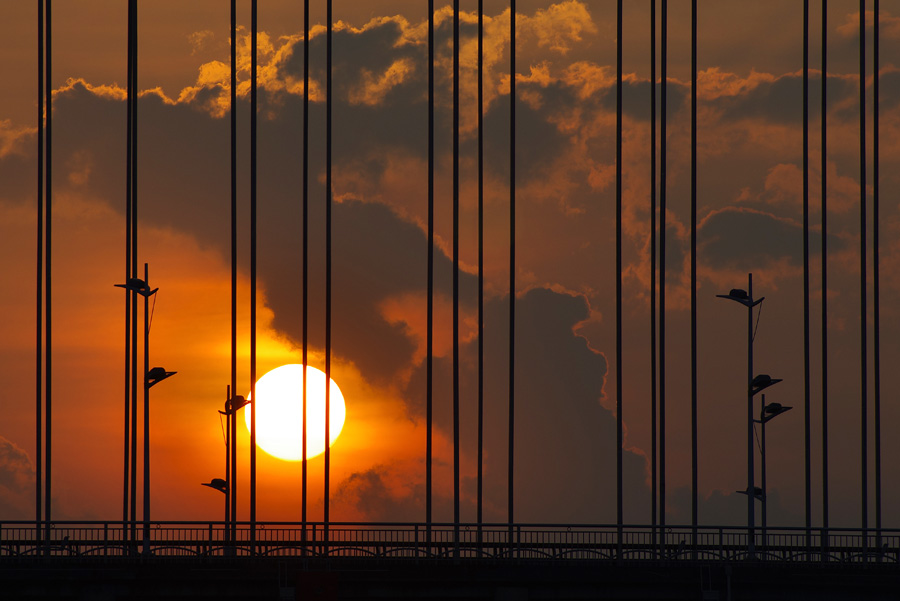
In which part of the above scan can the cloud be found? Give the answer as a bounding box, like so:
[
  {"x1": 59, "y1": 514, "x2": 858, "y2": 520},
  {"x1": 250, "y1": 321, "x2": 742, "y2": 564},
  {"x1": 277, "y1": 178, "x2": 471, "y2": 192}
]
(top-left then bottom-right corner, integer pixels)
[
  {"x1": 331, "y1": 464, "x2": 426, "y2": 522},
  {"x1": 0, "y1": 436, "x2": 36, "y2": 520},
  {"x1": 519, "y1": 1, "x2": 598, "y2": 55},
  {"x1": 699, "y1": 207, "x2": 840, "y2": 272},
  {"x1": 397, "y1": 286, "x2": 649, "y2": 524},
  {"x1": 836, "y1": 10, "x2": 900, "y2": 40},
  {"x1": 188, "y1": 30, "x2": 215, "y2": 55}
]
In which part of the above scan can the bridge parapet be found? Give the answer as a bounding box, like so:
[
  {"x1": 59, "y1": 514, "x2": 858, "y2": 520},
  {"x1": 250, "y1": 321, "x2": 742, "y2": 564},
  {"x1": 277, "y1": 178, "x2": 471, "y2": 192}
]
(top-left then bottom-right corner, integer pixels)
[{"x1": 2, "y1": 521, "x2": 897, "y2": 564}]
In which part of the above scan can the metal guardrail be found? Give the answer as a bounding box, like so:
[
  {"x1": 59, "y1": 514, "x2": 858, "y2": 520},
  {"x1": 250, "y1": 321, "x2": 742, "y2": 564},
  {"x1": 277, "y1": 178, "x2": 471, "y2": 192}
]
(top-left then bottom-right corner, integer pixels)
[{"x1": 1, "y1": 522, "x2": 898, "y2": 563}]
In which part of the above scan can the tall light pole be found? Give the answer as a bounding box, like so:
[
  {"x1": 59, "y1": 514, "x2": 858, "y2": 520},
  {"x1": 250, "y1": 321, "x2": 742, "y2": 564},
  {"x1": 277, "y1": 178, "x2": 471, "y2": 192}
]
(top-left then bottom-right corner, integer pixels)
[
  {"x1": 718, "y1": 273, "x2": 780, "y2": 557},
  {"x1": 118, "y1": 265, "x2": 174, "y2": 555},
  {"x1": 757, "y1": 395, "x2": 792, "y2": 545},
  {"x1": 201, "y1": 478, "x2": 228, "y2": 538},
  {"x1": 218, "y1": 391, "x2": 247, "y2": 547}
]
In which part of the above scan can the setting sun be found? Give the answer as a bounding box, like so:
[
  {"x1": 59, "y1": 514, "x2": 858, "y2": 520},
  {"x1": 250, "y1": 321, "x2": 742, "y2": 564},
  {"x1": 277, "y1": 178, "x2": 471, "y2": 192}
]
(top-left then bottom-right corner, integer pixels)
[{"x1": 245, "y1": 364, "x2": 346, "y2": 461}]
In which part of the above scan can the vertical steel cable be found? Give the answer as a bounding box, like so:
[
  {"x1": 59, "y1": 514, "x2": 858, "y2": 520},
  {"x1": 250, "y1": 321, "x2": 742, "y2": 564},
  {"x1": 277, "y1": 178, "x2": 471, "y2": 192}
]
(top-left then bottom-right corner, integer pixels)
[
  {"x1": 821, "y1": 0, "x2": 829, "y2": 542},
  {"x1": 44, "y1": 0, "x2": 52, "y2": 550},
  {"x1": 803, "y1": 0, "x2": 812, "y2": 550},
  {"x1": 36, "y1": 0, "x2": 44, "y2": 541},
  {"x1": 452, "y1": 0, "x2": 461, "y2": 543},
  {"x1": 229, "y1": 0, "x2": 237, "y2": 542},
  {"x1": 141, "y1": 262, "x2": 150, "y2": 550},
  {"x1": 649, "y1": 0, "x2": 657, "y2": 544},
  {"x1": 508, "y1": 0, "x2": 517, "y2": 538},
  {"x1": 250, "y1": 0, "x2": 258, "y2": 551},
  {"x1": 477, "y1": 0, "x2": 485, "y2": 535},
  {"x1": 615, "y1": 0, "x2": 623, "y2": 543},
  {"x1": 129, "y1": 0, "x2": 139, "y2": 538},
  {"x1": 325, "y1": 0, "x2": 333, "y2": 548},
  {"x1": 426, "y1": 0, "x2": 434, "y2": 547},
  {"x1": 302, "y1": 0, "x2": 309, "y2": 537},
  {"x1": 659, "y1": 0, "x2": 668, "y2": 544},
  {"x1": 873, "y1": 0, "x2": 882, "y2": 546},
  {"x1": 690, "y1": 0, "x2": 698, "y2": 546},
  {"x1": 121, "y1": 0, "x2": 131, "y2": 534},
  {"x1": 859, "y1": 0, "x2": 868, "y2": 539}
]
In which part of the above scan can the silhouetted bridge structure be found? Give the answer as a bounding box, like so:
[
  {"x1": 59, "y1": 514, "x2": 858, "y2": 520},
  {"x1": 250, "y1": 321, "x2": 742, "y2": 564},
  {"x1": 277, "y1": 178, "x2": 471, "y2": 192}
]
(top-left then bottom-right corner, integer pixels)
[
  {"x1": 3, "y1": 523, "x2": 900, "y2": 600},
  {"x1": 13, "y1": 0, "x2": 900, "y2": 598},
  {"x1": 3, "y1": 522, "x2": 899, "y2": 563}
]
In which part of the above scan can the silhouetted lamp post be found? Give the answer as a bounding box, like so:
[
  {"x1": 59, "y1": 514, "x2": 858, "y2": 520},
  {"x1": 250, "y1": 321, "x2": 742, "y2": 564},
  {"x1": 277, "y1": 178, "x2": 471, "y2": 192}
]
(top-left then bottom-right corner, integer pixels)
[
  {"x1": 202, "y1": 478, "x2": 228, "y2": 527},
  {"x1": 117, "y1": 265, "x2": 175, "y2": 555},
  {"x1": 219, "y1": 392, "x2": 248, "y2": 544},
  {"x1": 756, "y1": 396, "x2": 792, "y2": 541},
  {"x1": 717, "y1": 273, "x2": 781, "y2": 557}
]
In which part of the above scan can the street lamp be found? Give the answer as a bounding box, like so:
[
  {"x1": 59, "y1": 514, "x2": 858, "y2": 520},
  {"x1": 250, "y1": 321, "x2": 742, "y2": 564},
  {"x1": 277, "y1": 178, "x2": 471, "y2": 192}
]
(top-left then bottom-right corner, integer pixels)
[
  {"x1": 116, "y1": 264, "x2": 175, "y2": 555},
  {"x1": 755, "y1": 396, "x2": 792, "y2": 544},
  {"x1": 718, "y1": 272, "x2": 780, "y2": 557},
  {"x1": 201, "y1": 478, "x2": 228, "y2": 523},
  {"x1": 219, "y1": 392, "x2": 248, "y2": 545},
  {"x1": 202, "y1": 478, "x2": 228, "y2": 494}
]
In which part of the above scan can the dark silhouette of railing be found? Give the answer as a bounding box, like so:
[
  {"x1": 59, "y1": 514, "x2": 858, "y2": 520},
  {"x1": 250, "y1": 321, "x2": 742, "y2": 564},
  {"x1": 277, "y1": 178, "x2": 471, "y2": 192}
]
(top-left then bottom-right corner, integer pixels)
[{"x1": 2, "y1": 522, "x2": 897, "y2": 564}]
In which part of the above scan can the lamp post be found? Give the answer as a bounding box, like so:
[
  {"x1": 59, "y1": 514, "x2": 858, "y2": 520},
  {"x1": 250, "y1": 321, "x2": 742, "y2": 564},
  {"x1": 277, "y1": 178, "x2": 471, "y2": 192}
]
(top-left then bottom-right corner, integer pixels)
[
  {"x1": 117, "y1": 264, "x2": 174, "y2": 555},
  {"x1": 718, "y1": 273, "x2": 780, "y2": 558},
  {"x1": 756, "y1": 395, "x2": 792, "y2": 544},
  {"x1": 201, "y1": 478, "x2": 228, "y2": 554},
  {"x1": 201, "y1": 478, "x2": 228, "y2": 525},
  {"x1": 218, "y1": 391, "x2": 248, "y2": 546}
]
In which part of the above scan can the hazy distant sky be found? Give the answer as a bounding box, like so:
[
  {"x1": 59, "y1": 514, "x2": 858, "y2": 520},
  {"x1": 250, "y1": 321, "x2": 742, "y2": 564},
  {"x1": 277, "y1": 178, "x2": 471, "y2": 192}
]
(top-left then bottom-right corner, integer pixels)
[{"x1": 1, "y1": 1, "x2": 898, "y2": 529}]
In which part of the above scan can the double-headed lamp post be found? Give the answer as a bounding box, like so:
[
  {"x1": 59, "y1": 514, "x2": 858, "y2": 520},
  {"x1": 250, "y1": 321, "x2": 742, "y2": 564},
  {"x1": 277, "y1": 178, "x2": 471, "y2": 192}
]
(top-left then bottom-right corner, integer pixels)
[
  {"x1": 717, "y1": 273, "x2": 781, "y2": 557},
  {"x1": 116, "y1": 264, "x2": 175, "y2": 555}
]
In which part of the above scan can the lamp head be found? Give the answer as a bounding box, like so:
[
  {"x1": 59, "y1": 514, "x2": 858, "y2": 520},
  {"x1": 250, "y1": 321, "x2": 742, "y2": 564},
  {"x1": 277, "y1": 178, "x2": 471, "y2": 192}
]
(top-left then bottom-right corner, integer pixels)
[
  {"x1": 201, "y1": 478, "x2": 228, "y2": 494},
  {"x1": 762, "y1": 402, "x2": 793, "y2": 422},
  {"x1": 736, "y1": 486, "x2": 765, "y2": 501},
  {"x1": 114, "y1": 278, "x2": 158, "y2": 298},
  {"x1": 751, "y1": 374, "x2": 782, "y2": 396},
  {"x1": 147, "y1": 367, "x2": 176, "y2": 388},
  {"x1": 219, "y1": 395, "x2": 250, "y2": 415},
  {"x1": 716, "y1": 288, "x2": 763, "y2": 307}
]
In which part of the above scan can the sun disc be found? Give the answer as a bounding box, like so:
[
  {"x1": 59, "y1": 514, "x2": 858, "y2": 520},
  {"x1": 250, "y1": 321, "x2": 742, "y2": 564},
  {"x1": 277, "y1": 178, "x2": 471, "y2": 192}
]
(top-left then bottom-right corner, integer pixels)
[{"x1": 244, "y1": 364, "x2": 346, "y2": 461}]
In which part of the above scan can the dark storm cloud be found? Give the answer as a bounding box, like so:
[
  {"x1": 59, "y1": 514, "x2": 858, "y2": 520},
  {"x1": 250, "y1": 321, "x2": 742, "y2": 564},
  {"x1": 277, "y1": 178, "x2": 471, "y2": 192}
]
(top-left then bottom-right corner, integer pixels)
[
  {"x1": 401, "y1": 287, "x2": 648, "y2": 524},
  {"x1": 712, "y1": 72, "x2": 859, "y2": 125},
  {"x1": 272, "y1": 14, "x2": 574, "y2": 186},
  {"x1": 699, "y1": 207, "x2": 842, "y2": 270},
  {"x1": 44, "y1": 68, "x2": 483, "y2": 386}
]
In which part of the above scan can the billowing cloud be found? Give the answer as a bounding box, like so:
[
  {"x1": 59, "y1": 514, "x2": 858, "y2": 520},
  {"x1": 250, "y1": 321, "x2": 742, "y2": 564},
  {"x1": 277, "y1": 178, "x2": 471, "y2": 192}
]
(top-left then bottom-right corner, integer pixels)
[
  {"x1": 0, "y1": 436, "x2": 36, "y2": 520},
  {"x1": 699, "y1": 206, "x2": 843, "y2": 271}
]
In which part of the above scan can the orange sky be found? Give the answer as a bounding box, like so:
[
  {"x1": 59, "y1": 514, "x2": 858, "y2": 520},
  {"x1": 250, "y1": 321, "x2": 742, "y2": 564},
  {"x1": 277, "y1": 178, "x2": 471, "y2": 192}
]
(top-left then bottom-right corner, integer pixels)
[{"x1": 1, "y1": 1, "x2": 900, "y2": 530}]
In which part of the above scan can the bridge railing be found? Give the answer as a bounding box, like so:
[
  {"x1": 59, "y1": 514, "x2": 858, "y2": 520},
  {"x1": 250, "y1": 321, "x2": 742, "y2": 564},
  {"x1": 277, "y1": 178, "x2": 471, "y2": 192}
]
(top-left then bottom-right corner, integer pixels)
[{"x1": 1, "y1": 521, "x2": 897, "y2": 563}]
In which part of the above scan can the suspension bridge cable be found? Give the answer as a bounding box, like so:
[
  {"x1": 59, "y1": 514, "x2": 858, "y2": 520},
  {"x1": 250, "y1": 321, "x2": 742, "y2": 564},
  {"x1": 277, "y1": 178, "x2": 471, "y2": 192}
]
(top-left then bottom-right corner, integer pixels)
[
  {"x1": 803, "y1": 0, "x2": 812, "y2": 549},
  {"x1": 615, "y1": 0, "x2": 624, "y2": 542},
  {"x1": 509, "y1": 0, "x2": 517, "y2": 537},
  {"x1": 659, "y1": 0, "x2": 668, "y2": 543},
  {"x1": 649, "y1": 0, "x2": 658, "y2": 544},
  {"x1": 250, "y1": 0, "x2": 258, "y2": 551},
  {"x1": 873, "y1": 0, "x2": 882, "y2": 544},
  {"x1": 325, "y1": 0, "x2": 333, "y2": 547},
  {"x1": 858, "y1": 0, "x2": 868, "y2": 537},
  {"x1": 821, "y1": 0, "x2": 830, "y2": 540}
]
